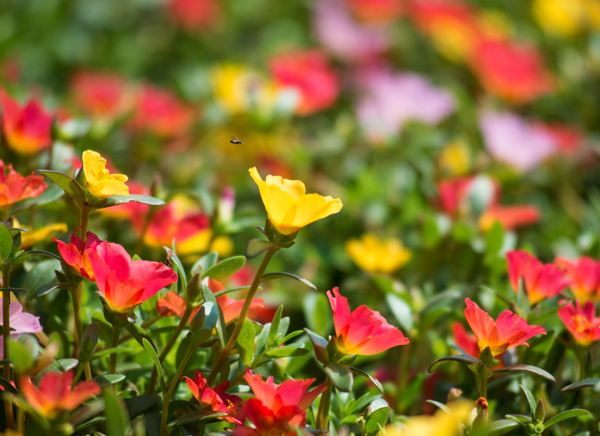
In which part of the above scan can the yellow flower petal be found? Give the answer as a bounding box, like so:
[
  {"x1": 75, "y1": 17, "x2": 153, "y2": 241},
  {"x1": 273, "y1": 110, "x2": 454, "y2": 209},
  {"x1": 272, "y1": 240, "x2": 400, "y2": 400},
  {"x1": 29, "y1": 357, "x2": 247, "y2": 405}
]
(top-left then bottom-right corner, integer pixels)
[
  {"x1": 82, "y1": 150, "x2": 129, "y2": 198},
  {"x1": 20, "y1": 223, "x2": 68, "y2": 248},
  {"x1": 346, "y1": 233, "x2": 412, "y2": 274}
]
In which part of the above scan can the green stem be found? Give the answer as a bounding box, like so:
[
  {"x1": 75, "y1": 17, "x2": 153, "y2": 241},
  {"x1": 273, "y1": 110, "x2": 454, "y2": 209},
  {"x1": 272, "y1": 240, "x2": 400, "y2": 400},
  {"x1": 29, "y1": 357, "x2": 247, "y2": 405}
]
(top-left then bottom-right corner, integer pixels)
[
  {"x1": 72, "y1": 283, "x2": 83, "y2": 358},
  {"x1": 109, "y1": 324, "x2": 119, "y2": 373},
  {"x1": 78, "y1": 204, "x2": 89, "y2": 239},
  {"x1": 148, "y1": 306, "x2": 193, "y2": 393},
  {"x1": 475, "y1": 364, "x2": 489, "y2": 424},
  {"x1": 206, "y1": 246, "x2": 278, "y2": 383},
  {"x1": 316, "y1": 378, "x2": 333, "y2": 432},
  {"x1": 2, "y1": 266, "x2": 14, "y2": 428},
  {"x1": 160, "y1": 345, "x2": 195, "y2": 436}
]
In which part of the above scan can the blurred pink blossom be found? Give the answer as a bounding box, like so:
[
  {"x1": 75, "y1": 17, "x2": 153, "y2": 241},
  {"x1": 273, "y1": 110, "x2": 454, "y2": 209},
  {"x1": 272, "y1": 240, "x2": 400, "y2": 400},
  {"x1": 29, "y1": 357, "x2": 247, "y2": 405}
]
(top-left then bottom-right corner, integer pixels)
[
  {"x1": 479, "y1": 110, "x2": 557, "y2": 172},
  {"x1": 355, "y1": 69, "x2": 455, "y2": 141},
  {"x1": 0, "y1": 299, "x2": 43, "y2": 358},
  {"x1": 313, "y1": 0, "x2": 390, "y2": 63}
]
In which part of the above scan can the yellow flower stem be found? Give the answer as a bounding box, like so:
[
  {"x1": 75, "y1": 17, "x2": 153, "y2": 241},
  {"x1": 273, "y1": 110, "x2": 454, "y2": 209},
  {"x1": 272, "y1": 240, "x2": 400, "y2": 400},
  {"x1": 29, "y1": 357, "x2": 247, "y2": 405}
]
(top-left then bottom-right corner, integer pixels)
[
  {"x1": 207, "y1": 245, "x2": 279, "y2": 384},
  {"x1": 2, "y1": 265, "x2": 14, "y2": 429},
  {"x1": 317, "y1": 377, "x2": 333, "y2": 432}
]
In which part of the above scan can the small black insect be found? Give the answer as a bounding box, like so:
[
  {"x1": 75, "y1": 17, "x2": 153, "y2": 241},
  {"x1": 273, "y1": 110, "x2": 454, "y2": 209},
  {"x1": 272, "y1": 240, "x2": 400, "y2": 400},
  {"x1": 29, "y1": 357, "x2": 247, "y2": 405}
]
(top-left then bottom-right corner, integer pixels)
[{"x1": 230, "y1": 137, "x2": 244, "y2": 144}]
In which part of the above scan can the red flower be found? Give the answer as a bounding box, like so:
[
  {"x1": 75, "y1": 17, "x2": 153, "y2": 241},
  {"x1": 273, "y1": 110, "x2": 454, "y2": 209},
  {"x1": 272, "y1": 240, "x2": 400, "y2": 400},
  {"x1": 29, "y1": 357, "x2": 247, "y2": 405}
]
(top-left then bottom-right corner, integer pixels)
[
  {"x1": 20, "y1": 371, "x2": 100, "y2": 417},
  {"x1": 479, "y1": 205, "x2": 540, "y2": 231},
  {"x1": 89, "y1": 241, "x2": 177, "y2": 312},
  {"x1": 463, "y1": 298, "x2": 545, "y2": 357},
  {"x1": 269, "y1": 50, "x2": 339, "y2": 115},
  {"x1": 347, "y1": 0, "x2": 403, "y2": 23},
  {"x1": 168, "y1": 0, "x2": 220, "y2": 31},
  {"x1": 157, "y1": 279, "x2": 265, "y2": 324},
  {"x1": 452, "y1": 322, "x2": 480, "y2": 359},
  {"x1": 130, "y1": 85, "x2": 194, "y2": 138},
  {"x1": 0, "y1": 89, "x2": 52, "y2": 154},
  {"x1": 507, "y1": 250, "x2": 570, "y2": 305},
  {"x1": 472, "y1": 38, "x2": 553, "y2": 104},
  {"x1": 558, "y1": 301, "x2": 600, "y2": 346},
  {"x1": 0, "y1": 160, "x2": 47, "y2": 207},
  {"x1": 71, "y1": 71, "x2": 131, "y2": 118},
  {"x1": 183, "y1": 371, "x2": 240, "y2": 424},
  {"x1": 437, "y1": 176, "x2": 499, "y2": 217},
  {"x1": 234, "y1": 370, "x2": 325, "y2": 435},
  {"x1": 327, "y1": 287, "x2": 409, "y2": 355},
  {"x1": 55, "y1": 232, "x2": 103, "y2": 280},
  {"x1": 555, "y1": 257, "x2": 600, "y2": 303}
]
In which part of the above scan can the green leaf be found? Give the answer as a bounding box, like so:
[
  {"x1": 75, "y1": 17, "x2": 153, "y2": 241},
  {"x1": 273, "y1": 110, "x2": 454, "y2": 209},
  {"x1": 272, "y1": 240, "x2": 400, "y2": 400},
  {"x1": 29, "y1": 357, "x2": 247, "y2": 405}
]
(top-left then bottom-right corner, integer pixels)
[
  {"x1": 245, "y1": 238, "x2": 272, "y2": 258},
  {"x1": 561, "y1": 378, "x2": 600, "y2": 392},
  {"x1": 99, "y1": 194, "x2": 164, "y2": 208},
  {"x1": 164, "y1": 247, "x2": 187, "y2": 293},
  {"x1": 425, "y1": 400, "x2": 450, "y2": 412},
  {"x1": 519, "y1": 384, "x2": 537, "y2": 418},
  {"x1": 95, "y1": 374, "x2": 126, "y2": 387},
  {"x1": 266, "y1": 344, "x2": 308, "y2": 358},
  {"x1": 237, "y1": 319, "x2": 256, "y2": 366},
  {"x1": 124, "y1": 394, "x2": 160, "y2": 420},
  {"x1": 79, "y1": 323, "x2": 100, "y2": 363},
  {"x1": 142, "y1": 338, "x2": 165, "y2": 392},
  {"x1": 364, "y1": 398, "x2": 389, "y2": 435},
  {"x1": 201, "y1": 255, "x2": 246, "y2": 281},
  {"x1": 544, "y1": 409, "x2": 593, "y2": 429},
  {"x1": 11, "y1": 184, "x2": 64, "y2": 213},
  {"x1": 8, "y1": 339, "x2": 34, "y2": 374},
  {"x1": 350, "y1": 367, "x2": 384, "y2": 393},
  {"x1": 427, "y1": 354, "x2": 480, "y2": 372},
  {"x1": 104, "y1": 388, "x2": 131, "y2": 436},
  {"x1": 303, "y1": 293, "x2": 331, "y2": 336},
  {"x1": 261, "y1": 272, "x2": 318, "y2": 292},
  {"x1": 385, "y1": 293, "x2": 413, "y2": 331},
  {"x1": 191, "y1": 252, "x2": 218, "y2": 276},
  {"x1": 486, "y1": 419, "x2": 522, "y2": 435},
  {"x1": 304, "y1": 328, "x2": 329, "y2": 365},
  {"x1": 0, "y1": 223, "x2": 13, "y2": 261},
  {"x1": 494, "y1": 364, "x2": 556, "y2": 383},
  {"x1": 324, "y1": 363, "x2": 353, "y2": 392},
  {"x1": 38, "y1": 170, "x2": 85, "y2": 202},
  {"x1": 267, "y1": 305, "x2": 284, "y2": 346}
]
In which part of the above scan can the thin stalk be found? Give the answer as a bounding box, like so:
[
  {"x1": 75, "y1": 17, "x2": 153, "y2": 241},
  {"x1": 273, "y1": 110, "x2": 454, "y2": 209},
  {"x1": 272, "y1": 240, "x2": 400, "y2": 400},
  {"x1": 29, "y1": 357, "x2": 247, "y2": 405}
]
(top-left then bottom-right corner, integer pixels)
[
  {"x1": 206, "y1": 246, "x2": 278, "y2": 383},
  {"x1": 316, "y1": 378, "x2": 333, "y2": 432},
  {"x1": 109, "y1": 325, "x2": 120, "y2": 373},
  {"x1": 71, "y1": 283, "x2": 83, "y2": 358},
  {"x1": 2, "y1": 266, "x2": 14, "y2": 428},
  {"x1": 148, "y1": 306, "x2": 193, "y2": 393},
  {"x1": 160, "y1": 345, "x2": 195, "y2": 436},
  {"x1": 475, "y1": 365, "x2": 489, "y2": 424}
]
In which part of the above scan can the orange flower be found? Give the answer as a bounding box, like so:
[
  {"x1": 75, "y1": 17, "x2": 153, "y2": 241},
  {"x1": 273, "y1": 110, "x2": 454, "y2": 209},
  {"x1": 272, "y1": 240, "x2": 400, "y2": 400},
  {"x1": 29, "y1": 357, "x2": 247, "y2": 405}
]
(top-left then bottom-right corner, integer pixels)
[
  {"x1": 479, "y1": 205, "x2": 540, "y2": 231},
  {"x1": 555, "y1": 257, "x2": 600, "y2": 303},
  {"x1": 558, "y1": 301, "x2": 600, "y2": 346},
  {"x1": 507, "y1": 250, "x2": 570, "y2": 305},
  {"x1": 0, "y1": 89, "x2": 52, "y2": 154},
  {"x1": 20, "y1": 371, "x2": 100, "y2": 417},
  {"x1": 269, "y1": 50, "x2": 339, "y2": 115},
  {"x1": 0, "y1": 160, "x2": 47, "y2": 207},
  {"x1": 348, "y1": 0, "x2": 403, "y2": 23},
  {"x1": 55, "y1": 232, "x2": 103, "y2": 280},
  {"x1": 472, "y1": 38, "x2": 553, "y2": 104},
  {"x1": 327, "y1": 287, "x2": 409, "y2": 355},
  {"x1": 463, "y1": 298, "x2": 545, "y2": 357},
  {"x1": 183, "y1": 371, "x2": 240, "y2": 424}
]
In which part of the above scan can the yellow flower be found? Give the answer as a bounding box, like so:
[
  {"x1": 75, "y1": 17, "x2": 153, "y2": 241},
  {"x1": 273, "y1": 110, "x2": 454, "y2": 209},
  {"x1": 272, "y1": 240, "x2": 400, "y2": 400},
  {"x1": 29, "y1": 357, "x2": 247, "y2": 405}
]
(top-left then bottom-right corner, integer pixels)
[
  {"x1": 583, "y1": 0, "x2": 600, "y2": 29},
  {"x1": 532, "y1": 0, "x2": 585, "y2": 36},
  {"x1": 346, "y1": 233, "x2": 412, "y2": 274},
  {"x1": 249, "y1": 167, "x2": 343, "y2": 235},
  {"x1": 438, "y1": 141, "x2": 470, "y2": 177},
  {"x1": 82, "y1": 150, "x2": 129, "y2": 197},
  {"x1": 211, "y1": 235, "x2": 234, "y2": 257},
  {"x1": 19, "y1": 222, "x2": 68, "y2": 249},
  {"x1": 384, "y1": 401, "x2": 473, "y2": 436}
]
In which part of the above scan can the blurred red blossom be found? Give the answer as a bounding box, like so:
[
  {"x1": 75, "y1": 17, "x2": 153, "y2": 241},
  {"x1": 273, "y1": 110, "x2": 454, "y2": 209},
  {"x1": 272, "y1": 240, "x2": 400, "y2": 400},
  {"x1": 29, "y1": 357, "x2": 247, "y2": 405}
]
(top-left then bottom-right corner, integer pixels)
[
  {"x1": 71, "y1": 71, "x2": 132, "y2": 119},
  {"x1": 507, "y1": 250, "x2": 571, "y2": 305},
  {"x1": 0, "y1": 89, "x2": 52, "y2": 154},
  {"x1": 0, "y1": 160, "x2": 47, "y2": 207},
  {"x1": 270, "y1": 50, "x2": 339, "y2": 116},
  {"x1": 168, "y1": 0, "x2": 220, "y2": 31},
  {"x1": 234, "y1": 370, "x2": 325, "y2": 435},
  {"x1": 555, "y1": 257, "x2": 600, "y2": 303},
  {"x1": 558, "y1": 301, "x2": 600, "y2": 346},
  {"x1": 348, "y1": 0, "x2": 404, "y2": 23}
]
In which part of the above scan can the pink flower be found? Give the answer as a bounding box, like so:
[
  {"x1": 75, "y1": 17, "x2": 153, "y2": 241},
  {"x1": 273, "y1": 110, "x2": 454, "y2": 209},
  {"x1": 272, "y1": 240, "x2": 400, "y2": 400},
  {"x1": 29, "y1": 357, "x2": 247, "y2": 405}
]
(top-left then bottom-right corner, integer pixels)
[
  {"x1": 0, "y1": 160, "x2": 47, "y2": 208},
  {"x1": 0, "y1": 89, "x2": 52, "y2": 154},
  {"x1": 347, "y1": 0, "x2": 403, "y2": 23},
  {"x1": 327, "y1": 287, "x2": 409, "y2": 355},
  {"x1": 55, "y1": 232, "x2": 103, "y2": 280},
  {"x1": 463, "y1": 298, "x2": 545, "y2": 357},
  {"x1": 0, "y1": 299, "x2": 43, "y2": 358},
  {"x1": 558, "y1": 302, "x2": 600, "y2": 346},
  {"x1": 88, "y1": 241, "x2": 177, "y2": 312},
  {"x1": 356, "y1": 69, "x2": 455, "y2": 142},
  {"x1": 507, "y1": 250, "x2": 571, "y2": 305},
  {"x1": 71, "y1": 71, "x2": 131, "y2": 118},
  {"x1": 479, "y1": 110, "x2": 557, "y2": 172},
  {"x1": 269, "y1": 50, "x2": 339, "y2": 115},
  {"x1": 183, "y1": 371, "x2": 240, "y2": 424},
  {"x1": 20, "y1": 371, "x2": 100, "y2": 417},
  {"x1": 234, "y1": 370, "x2": 325, "y2": 435},
  {"x1": 313, "y1": 0, "x2": 390, "y2": 63}
]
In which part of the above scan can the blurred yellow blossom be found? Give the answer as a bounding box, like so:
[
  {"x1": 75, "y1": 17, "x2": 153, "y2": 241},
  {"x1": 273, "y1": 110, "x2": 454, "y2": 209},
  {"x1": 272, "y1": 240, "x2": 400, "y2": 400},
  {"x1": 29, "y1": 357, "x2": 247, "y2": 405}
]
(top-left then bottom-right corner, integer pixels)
[
  {"x1": 346, "y1": 233, "x2": 412, "y2": 274},
  {"x1": 384, "y1": 401, "x2": 473, "y2": 436},
  {"x1": 210, "y1": 235, "x2": 234, "y2": 257},
  {"x1": 15, "y1": 219, "x2": 67, "y2": 248},
  {"x1": 438, "y1": 141, "x2": 470, "y2": 176},
  {"x1": 249, "y1": 166, "x2": 343, "y2": 235},
  {"x1": 82, "y1": 150, "x2": 129, "y2": 197},
  {"x1": 532, "y1": 0, "x2": 585, "y2": 36}
]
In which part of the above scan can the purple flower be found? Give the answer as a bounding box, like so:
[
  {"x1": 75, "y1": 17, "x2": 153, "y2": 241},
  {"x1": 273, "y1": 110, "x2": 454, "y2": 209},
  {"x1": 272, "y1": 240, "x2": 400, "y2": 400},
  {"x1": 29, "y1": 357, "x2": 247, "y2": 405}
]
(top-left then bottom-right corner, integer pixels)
[
  {"x1": 479, "y1": 110, "x2": 557, "y2": 172},
  {"x1": 355, "y1": 69, "x2": 455, "y2": 141},
  {"x1": 313, "y1": 0, "x2": 390, "y2": 63},
  {"x1": 0, "y1": 299, "x2": 43, "y2": 358}
]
